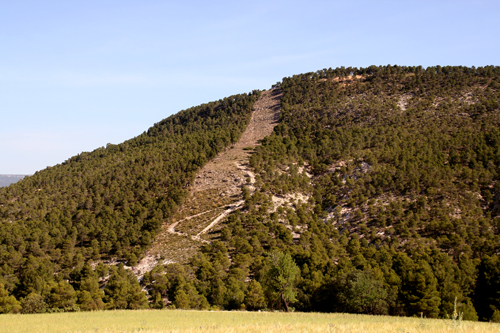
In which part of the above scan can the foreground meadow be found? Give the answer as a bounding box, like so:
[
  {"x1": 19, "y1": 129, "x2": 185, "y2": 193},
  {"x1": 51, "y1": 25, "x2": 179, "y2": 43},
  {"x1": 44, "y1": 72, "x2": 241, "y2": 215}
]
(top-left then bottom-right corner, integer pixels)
[{"x1": 0, "y1": 310, "x2": 499, "y2": 333}]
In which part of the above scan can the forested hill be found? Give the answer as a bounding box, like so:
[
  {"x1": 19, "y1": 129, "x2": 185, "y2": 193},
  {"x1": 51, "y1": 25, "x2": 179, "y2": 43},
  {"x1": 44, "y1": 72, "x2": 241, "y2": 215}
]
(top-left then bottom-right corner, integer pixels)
[
  {"x1": 187, "y1": 65, "x2": 500, "y2": 321},
  {"x1": 0, "y1": 92, "x2": 259, "y2": 304},
  {"x1": 1, "y1": 65, "x2": 500, "y2": 322}
]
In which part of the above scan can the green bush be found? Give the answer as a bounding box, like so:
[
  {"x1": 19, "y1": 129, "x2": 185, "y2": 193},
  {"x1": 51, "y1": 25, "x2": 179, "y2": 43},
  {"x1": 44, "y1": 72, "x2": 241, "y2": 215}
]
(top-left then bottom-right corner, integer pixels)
[{"x1": 21, "y1": 293, "x2": 47, "y2": 314}]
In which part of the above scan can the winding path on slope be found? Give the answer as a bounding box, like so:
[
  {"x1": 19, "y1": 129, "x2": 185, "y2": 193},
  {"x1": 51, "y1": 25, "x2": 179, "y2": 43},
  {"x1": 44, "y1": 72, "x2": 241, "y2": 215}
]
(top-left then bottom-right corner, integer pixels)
[
  {"x1": 192, "y1": 200, "x2": 245, "y2": 242},
  {"x1": 143, "y1": 88, "x2": 282, "y2": 264}
]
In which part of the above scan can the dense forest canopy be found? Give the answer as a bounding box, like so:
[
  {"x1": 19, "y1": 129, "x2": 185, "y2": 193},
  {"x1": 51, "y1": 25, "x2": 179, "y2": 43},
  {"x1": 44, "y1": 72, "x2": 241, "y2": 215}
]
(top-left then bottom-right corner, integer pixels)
[
  {"x1": 1, "y1": 65, "x2": 500, "y2": 322},
  {"x1": 0, "y1": 91, "x2": 259, "y2": 310},
  {"x1": 191, "y1": 65, "x2": 500, "y2": 320}
]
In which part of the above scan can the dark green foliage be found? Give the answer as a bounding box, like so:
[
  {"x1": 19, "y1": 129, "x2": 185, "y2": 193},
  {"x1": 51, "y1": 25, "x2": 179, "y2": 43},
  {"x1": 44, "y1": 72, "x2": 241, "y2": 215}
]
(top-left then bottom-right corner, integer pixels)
[
  {"x1": 0, "y1": 91, "x2": 259, "y2": 305},
  {"x1": 192, "y1": 65, "x2": 500, "y2": 319},
  {"x1": 492, "y1": 309, "x2": 500, "y2": 323},
  {"x1": 395, "y1": 256, "x2": 441, "y2": 318},
  {"x1": 0, "y1": 283, "x2": 20, "y2": 313},
  {"x1": 223, "y1": 275, "x2": 245, "y2": 310},
  {"x1": 77, "y1": 290, "x2": 104, "y2": 312},
  {"x1": 172, "y1": 281, "x2": 209, "y2": 310},
  {"x1": 244, "y1": 280, "x2": 266, "y2": 310},
  {"x1": 20, "y1": 293, "x2": 47, "y2": 314},
  {"x1": 461, "y1": 299, "x2": 479, "y2": 322},
  {"x1": 333, "y1": 270, "x2": 389, "y2": 315},
  {"x1": 45, "y1": 280, "x2": 78, "y2": 311},
  {"x1": 1, "y1": 65, "x2": 500, "y2": 319},
  {"x1": 72, "y1": 262, "x2": 105, "y2": 311},
  {"x1": 142, "y1": 265, "x2": 169, "y2": 309},
  {"x1": 474, "y1": 255, "x2": 500, "y2": 321},
  {"x1": 104, "y1": 264, "x2": 149, "y2": 310}
]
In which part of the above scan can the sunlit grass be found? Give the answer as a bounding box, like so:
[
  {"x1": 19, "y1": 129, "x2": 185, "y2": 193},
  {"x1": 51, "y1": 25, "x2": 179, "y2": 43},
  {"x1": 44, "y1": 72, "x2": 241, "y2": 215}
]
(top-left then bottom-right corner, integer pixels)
[{"x1": 1, "y1": 310, "x2": 498, "y2": 333}]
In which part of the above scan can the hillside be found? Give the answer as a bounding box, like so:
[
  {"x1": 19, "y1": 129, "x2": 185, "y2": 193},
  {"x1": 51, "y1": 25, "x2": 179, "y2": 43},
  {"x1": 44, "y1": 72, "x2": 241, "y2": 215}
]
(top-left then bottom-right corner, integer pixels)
[
  {"x1": 0, "y1": 65, "x2": 500, "y2": 322},
  {"x1": 0, "y1": 91, "x2": 259, "y2": 309},
  {"x1": 159, "y1": 65, "x2": 500, "y2": 320},
  {"x1": 140, "y1": 89, "x2": 282, "y2": 268}
]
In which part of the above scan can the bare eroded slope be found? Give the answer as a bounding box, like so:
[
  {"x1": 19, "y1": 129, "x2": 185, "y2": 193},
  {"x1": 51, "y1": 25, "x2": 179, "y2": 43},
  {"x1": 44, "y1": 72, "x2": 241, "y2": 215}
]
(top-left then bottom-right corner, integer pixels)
[{"x1": 133, "y1": 89, "x2": 282, "y2": 273}]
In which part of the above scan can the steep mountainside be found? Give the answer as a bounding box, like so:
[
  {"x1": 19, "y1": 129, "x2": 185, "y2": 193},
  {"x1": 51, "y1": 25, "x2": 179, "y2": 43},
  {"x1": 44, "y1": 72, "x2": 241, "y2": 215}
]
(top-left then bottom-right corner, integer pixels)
[
  {"x1": 0, "y1": 91, "x2": 259, "y2": 308},
  {"x1": 174, "y1": 65, "x2": 500, "y2": 320},
  {"x1": 0, "y1": 65, "x2": 500, "y2": 321},
  {"x1": 133, "y1": 89, "x2": 282, "y2": 273}
]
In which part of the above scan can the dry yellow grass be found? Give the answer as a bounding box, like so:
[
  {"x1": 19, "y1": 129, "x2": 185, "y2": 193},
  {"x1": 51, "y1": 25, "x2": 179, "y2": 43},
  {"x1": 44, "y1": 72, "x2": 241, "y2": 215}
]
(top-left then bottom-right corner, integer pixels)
[{"x1": 0, "y1": 310, "x2": 498, "y2": 333}]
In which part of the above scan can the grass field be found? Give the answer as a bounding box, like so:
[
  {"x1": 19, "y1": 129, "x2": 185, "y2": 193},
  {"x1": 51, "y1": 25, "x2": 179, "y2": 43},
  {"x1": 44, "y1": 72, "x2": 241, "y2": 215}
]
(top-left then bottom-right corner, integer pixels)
[{"x1": 1, "y1": 310, "x2": 499, "y2": 333}]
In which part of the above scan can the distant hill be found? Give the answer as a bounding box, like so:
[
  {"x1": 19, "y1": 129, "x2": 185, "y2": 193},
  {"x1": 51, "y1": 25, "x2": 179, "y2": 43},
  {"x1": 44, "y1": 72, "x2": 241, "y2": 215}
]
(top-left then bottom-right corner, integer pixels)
[{"x1": 0, "y1": 174, "x2": 27, "y2": 187}]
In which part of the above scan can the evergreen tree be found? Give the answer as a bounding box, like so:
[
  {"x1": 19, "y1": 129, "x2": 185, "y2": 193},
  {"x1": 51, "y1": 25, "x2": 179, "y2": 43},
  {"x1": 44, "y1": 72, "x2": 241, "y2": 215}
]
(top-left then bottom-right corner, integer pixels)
[
  {"x1": 336, "y1": 270, "x2": 389, "y2": 315},
  {"x1": 474, "y1": 255, "x2": 500, "y2": 321},
  {"x1": 104, "y1": 264, "x2": 148, "y2": 309},
  {"x1": 20, "y1": 293, "x2": 47, "y2": 314},
  {"x1": 45, "y1": 280, "x2": 78, "y2": 311},
  {"x1": 265, "y1": 251, "x2": 300, "y2": 312},
  {"x1": 244, "y1": 280, "x2": 266, "y2": 310},
  {"x1": 0, "y1": 283, "x2": 21, "y2": 314}
]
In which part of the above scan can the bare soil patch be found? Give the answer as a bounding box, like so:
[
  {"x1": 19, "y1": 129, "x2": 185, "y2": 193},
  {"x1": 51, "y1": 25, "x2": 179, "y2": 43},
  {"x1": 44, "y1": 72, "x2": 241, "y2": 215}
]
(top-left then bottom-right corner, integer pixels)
[{"x1": 141, "y1": 89, "x2": 282, "y2": 266}]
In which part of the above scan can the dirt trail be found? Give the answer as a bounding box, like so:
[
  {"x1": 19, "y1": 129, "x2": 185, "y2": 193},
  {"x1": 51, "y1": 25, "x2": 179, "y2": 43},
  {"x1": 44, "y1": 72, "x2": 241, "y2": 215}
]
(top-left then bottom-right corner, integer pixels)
[
  {"x1": 142, "y1": 88, "x2": 282, "y2": 266},
  {"x1": 194, "y1": 200, "x2": 245, "y2": 238},
  {"x1": 168, "y1": 209, "x2": 215, "y2": 236},
  {"x1": 191, "y1": 88, "x2": 282, "y2": 196}
]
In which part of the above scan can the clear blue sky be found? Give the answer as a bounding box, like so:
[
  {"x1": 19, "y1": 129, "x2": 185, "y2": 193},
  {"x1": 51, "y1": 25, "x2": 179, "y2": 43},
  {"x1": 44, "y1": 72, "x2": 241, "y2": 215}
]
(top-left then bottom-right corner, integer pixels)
[{"x1": 1, "y1": 0, "x2": 499, "y2": 174}]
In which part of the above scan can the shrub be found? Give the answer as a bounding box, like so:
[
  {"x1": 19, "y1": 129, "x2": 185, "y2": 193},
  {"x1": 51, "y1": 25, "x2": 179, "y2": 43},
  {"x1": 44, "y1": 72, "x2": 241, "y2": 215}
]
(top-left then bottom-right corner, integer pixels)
[{"x1": 21, "y1": 293, "x2": 47, "y2": 314}]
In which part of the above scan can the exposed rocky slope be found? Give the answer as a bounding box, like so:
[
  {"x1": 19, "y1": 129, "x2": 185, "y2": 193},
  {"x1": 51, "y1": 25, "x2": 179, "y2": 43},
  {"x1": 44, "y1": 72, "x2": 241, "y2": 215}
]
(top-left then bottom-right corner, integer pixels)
[{"x1": 137, "y1": 89, "x2": 282, "y2": 269}]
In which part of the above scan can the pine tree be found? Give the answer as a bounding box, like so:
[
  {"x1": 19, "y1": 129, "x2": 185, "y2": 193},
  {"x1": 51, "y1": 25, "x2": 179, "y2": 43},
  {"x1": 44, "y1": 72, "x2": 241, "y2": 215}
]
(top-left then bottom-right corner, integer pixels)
[
  {"x1": 104, "y1": 264, "x2": 148, "y2": 309},
  {"x1": 45, "y1": 280, "x2": 77, "y2": 311},
  {"x1": 244, "y1": 280, "x2": 266, "y2": 310},
  {"x1": 0, "y1": 283, "x2": 21, "y2": 314}
]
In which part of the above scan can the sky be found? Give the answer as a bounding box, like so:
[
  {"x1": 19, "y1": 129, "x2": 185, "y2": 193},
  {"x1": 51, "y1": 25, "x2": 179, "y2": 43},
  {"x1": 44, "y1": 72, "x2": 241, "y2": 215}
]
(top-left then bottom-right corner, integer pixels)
[{"x1": 1, "y1": 0, "x2": 499, "y2": 174}]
